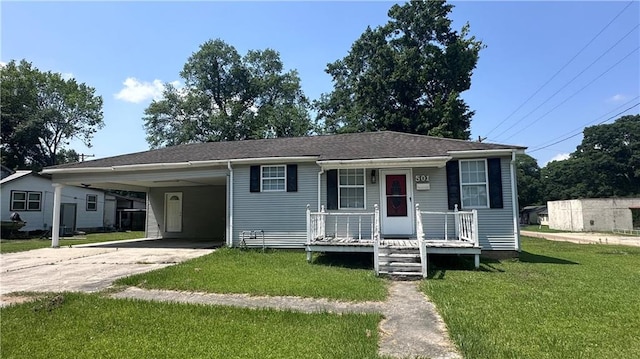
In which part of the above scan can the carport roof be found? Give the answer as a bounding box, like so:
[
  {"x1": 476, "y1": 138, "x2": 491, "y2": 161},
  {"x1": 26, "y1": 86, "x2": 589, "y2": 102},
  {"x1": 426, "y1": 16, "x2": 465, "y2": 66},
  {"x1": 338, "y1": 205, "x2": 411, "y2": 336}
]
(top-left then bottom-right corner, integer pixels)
[{"x1": 45, "y1": 131, "x2": 526, "y2": 170}]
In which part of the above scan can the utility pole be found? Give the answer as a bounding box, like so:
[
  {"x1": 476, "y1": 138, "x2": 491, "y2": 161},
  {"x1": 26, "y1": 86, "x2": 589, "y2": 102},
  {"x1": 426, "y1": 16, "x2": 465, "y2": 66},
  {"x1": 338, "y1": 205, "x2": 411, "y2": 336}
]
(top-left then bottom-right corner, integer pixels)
[
  {"x1": 79, "y1": 153, "x2": 95, "y2": 162},
  {"x1": 477, "y1": 136, "x2": 487, "y2": 143}
]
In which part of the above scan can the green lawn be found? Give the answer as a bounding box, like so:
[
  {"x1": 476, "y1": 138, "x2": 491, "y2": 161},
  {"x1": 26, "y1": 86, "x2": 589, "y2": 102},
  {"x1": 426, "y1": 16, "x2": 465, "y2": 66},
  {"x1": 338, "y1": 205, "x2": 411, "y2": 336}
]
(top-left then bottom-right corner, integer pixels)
[
  {"x1": 117, "y1": 248, "x2": 387, "y2": 302},
  {"x1": 423, "y1": 237, "x2": 640, "y2": 359},
  {"x1": 0, "y1": 293, "x2": 381, "y2": 359},
  {"x1": 0, "y1": 231, "x2": 146, "y2": 253}
]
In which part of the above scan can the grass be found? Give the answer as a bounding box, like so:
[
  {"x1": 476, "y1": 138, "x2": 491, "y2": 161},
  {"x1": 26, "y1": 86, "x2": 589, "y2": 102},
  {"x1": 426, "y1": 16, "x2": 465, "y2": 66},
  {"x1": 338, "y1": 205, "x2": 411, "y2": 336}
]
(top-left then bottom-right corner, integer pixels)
[
  {"x1": 422, "y1": 237, "x2": 640, "y2": 359},
  {"x1": 0, "y1": 231, "x2": 146, "y2": 253},
  {"x1": 0, "y1": 292, "x2": 381, "y2": 359},
  {"x1": 117, "y1": 248, "x2": 387, "y2": 302}
]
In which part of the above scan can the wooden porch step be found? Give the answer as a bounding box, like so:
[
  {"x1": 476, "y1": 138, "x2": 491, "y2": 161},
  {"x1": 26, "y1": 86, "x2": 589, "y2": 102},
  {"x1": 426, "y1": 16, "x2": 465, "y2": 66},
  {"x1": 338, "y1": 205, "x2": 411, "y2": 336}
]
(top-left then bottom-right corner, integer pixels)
[{"x1": 378, "y1": 270, "x2": 423, "y2": 277}]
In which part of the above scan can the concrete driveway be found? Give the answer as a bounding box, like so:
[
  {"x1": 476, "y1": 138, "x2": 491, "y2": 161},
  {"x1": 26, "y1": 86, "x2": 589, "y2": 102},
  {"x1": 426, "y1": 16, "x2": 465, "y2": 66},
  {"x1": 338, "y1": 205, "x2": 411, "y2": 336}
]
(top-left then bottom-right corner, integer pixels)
[{"x1": 0, "y1": 239, "x2": 215, "y2": 305}]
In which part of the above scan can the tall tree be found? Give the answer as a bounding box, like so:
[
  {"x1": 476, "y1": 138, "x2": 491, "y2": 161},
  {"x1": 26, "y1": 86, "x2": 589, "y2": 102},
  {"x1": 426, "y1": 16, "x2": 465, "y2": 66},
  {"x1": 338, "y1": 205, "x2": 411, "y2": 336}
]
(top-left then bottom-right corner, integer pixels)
[
  {"x1": 541, "y1": 115, "x2": 640, "y2": 200},
  {"x1": 144, "y1": 39, "x2": 311, "y2": 148},
  {"x1": 515, "y1": 153, "x2": 543, "y2": 208},
  {"x1": 315, "y1": 0, "x2": 484, "y2": 139},
  {"x1": 1, "y1": 60, "x2": 104, "y2": 170}
]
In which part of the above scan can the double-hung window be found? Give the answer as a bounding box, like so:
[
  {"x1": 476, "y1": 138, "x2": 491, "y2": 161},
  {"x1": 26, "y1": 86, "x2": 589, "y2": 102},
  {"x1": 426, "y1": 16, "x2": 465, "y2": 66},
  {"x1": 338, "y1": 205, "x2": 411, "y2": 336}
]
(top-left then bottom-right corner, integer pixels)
[
  {"x1": 11, "y1": 191, "x2": 42, "y2": 211},
  {"x1": 460, "y1": 160, "x2": 489, "y2": 208},
  {"x1": 86, "y1": 194, "x2": 98, "y2": 211},
  {"x1": 338, "y1": 169, "x2": 365, "y2": 209},
  {"x1": 261, "y1": 165, "x2": 286, "y2": 192}
]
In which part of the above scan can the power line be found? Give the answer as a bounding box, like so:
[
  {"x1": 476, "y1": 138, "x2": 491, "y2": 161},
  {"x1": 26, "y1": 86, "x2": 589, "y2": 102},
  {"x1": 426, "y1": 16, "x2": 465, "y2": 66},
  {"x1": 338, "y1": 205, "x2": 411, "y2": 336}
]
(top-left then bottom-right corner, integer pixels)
[
  {"x1": 493, "y1": 46, "x2": 639, "y2": 141},
  {"x1": 528, "y1": 102, "x2": 639, "y2": 153},
  {"x1": 528, "y1": 95, "x2": 640, "y2": 151},
  {"x1": 491, "y1": 24, "x2": 639, "y2": 141},
  {"x1": 484, "y1": 0, "x2": 636, "y2": 137}
]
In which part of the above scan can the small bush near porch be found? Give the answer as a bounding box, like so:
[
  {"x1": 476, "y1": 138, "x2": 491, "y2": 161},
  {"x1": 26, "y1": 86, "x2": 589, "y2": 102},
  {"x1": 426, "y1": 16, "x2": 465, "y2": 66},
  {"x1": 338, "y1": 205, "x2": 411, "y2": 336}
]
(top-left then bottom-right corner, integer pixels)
[
  {"x1": 1, "y1": 293, "x2": 381, "y2": 359},
  {"x1": 423, "y1": 237, "x2": 640, "y2": 359},
  {"x1": 116, "y1": 248, "x2": 387, "y2": 302}
]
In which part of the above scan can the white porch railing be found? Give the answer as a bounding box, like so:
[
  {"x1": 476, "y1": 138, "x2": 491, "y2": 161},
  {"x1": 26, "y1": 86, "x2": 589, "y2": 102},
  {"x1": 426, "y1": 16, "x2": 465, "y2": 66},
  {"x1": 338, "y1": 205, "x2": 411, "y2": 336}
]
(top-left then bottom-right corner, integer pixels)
[
  {"x1": 306, "y1": 204, "x2": 380, "y2": 244},
  {"x1": 415, "y1": 204, "x2": 479, "y2": 247},
  {"x1": 415, "y1": 204, "x2": 427, "y2": 276}
]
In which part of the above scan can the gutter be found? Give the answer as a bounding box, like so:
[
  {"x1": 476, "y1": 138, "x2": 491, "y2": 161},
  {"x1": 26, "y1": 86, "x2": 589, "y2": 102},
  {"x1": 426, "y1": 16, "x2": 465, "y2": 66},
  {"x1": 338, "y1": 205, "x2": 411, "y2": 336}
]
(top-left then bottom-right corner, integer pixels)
[
  {"x1": 448, "y1": 148, "x2": 526, "y2": 159},
  {"x1": 510, "y1": 150, "x2": 521, "y2": 251},
  {"x1": 42, "y1": 156, "x2": 318, "y2": 174},
  {"x1": 227, "y1": 161, "x2": 234, "y2": 248},
  {"x1": 317, "y1": 156, "x2": 451, "y2": 169}
]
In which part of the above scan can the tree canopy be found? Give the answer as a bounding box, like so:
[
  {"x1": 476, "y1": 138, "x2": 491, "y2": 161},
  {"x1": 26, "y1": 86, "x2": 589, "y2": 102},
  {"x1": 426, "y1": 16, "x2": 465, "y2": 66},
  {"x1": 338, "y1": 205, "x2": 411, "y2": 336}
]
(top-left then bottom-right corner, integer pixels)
[
  {"x1": 315, "y1": 0, "x2": 484, "y2": 139},
  {"x1": 143, "y1": 39, "x2": 312, "y2": 148},
  {"x1": 515, "y1": 153, "x2": 543, "y2": 208},
  {"x1": 1, "y1": 60, "x2": 104, "y2": 170},
  {"x1": 541, "y1": 115, "x2": 640, "y2": 200}
]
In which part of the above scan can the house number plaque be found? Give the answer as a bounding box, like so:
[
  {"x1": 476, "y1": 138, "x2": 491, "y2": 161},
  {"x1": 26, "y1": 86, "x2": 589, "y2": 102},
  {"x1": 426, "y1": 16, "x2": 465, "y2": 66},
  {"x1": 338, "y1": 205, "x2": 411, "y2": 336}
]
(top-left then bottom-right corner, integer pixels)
[{"x1": 415, "y1": 175, "x2": 430, "y2": 190}]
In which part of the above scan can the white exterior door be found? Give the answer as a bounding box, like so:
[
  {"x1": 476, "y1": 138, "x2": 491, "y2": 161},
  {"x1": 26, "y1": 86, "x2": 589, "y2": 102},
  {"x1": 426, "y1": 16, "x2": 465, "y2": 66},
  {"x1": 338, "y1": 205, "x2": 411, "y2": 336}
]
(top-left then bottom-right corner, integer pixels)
[
  {"x1": 164, "y1": 192, "x2": 183, "y2": 233},
  {"x1": 380, "y1": 170, "x2": 414, "y2": 237}
]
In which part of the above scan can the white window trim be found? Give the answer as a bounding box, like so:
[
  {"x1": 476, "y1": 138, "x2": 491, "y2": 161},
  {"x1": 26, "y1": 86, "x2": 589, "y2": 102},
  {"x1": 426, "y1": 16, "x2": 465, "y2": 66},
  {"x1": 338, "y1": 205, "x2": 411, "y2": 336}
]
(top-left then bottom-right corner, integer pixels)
[
  {"x1": 459, "y1": 159, "x2": 490, "y2": 209},
  {"x1": 338, "y1": 168, "x2": 366, "y2": 210},
  {"x1": 86, "y1": 194, "x2": 98, "y2": 211},
  {"x1": 260, "y1": 165, "x2": 286, "y2": 192},
  {"x1": 11, "y1": 190, "x2": 42, "y2": 211}
]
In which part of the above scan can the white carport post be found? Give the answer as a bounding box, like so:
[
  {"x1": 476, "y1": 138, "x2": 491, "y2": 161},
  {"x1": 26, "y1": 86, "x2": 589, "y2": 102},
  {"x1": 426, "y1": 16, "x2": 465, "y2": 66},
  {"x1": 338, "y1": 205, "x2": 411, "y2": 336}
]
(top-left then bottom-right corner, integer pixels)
[{"x1": 51, "y1": 183, "x2": 64, "y2": 248}]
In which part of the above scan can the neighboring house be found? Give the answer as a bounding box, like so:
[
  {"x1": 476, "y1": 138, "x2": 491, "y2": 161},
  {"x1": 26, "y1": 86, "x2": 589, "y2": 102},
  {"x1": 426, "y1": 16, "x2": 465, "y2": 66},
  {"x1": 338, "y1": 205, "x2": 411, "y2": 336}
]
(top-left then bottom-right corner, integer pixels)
[
  {"x1": 548, "y1": 198, "x2": 640, "y2": 232},
  {"x1": 520, "y1": 205, "x2": 547, "y2": 225},
  {"x1": 111, "y1": 192, "x2": 147, "y2": 231},
  {"x1": 0, "y1": 170, "x2": 108, "y2": 235},
  {"x1": 538, "y1": 208, "x2": 549, "y2": 226},
  {"x1": 43, "y1": 132, "x2": 525, "y2": 263}
]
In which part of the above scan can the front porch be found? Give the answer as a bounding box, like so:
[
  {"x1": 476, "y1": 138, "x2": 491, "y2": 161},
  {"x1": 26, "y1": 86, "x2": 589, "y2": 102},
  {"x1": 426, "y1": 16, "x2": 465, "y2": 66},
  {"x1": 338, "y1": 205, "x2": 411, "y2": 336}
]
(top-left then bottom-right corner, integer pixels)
[{"x1": 305, "y1": 204, "x2": 482, "y2": 277}]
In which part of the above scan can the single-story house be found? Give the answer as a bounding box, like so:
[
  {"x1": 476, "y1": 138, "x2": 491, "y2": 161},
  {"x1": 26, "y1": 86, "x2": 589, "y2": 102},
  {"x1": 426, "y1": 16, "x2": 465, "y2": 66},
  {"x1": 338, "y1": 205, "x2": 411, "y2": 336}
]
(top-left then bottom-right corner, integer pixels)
[
  {"x1": 0, "y1": 170, "x2": 109, "y2": 235},
  {"x1": 548, "y1": 198, "x2": 640, "y2": 232},
  {"x1": 42, "y1": 131, "x2": 526, "y2": 276},
  {"x1": 520, "y1": 205, "x2": 547, "y2": 225}
]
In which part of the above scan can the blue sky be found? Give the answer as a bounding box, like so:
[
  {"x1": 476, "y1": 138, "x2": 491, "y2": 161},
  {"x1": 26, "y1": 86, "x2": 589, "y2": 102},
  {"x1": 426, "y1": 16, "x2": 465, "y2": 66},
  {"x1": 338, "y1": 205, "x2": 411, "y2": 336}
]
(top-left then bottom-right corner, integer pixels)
[{"x1": 2, "y1": 1, "x2": 639, "y2": 167}]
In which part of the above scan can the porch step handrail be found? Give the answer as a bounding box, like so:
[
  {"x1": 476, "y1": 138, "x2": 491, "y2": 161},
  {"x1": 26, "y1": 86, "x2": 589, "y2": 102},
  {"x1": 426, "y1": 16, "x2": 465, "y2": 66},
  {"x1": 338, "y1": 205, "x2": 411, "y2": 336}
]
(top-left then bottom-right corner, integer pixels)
[
  {"x1": 415, "y1": 204, "x2": 427, "y2": 277},
  {"x1": 415, "y1": 205, "x2": 479, "y2": 247},
  {"x1": 373, "y1": 204, "x2": 380, "y2": 275}
]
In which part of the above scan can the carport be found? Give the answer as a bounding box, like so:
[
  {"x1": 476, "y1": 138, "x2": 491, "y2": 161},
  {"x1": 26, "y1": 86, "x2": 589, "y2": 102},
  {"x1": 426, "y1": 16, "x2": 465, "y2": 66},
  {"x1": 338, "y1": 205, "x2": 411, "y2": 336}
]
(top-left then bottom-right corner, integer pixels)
[{"x1": 42, "y1": 161, "x2": 231, "y2": 249}]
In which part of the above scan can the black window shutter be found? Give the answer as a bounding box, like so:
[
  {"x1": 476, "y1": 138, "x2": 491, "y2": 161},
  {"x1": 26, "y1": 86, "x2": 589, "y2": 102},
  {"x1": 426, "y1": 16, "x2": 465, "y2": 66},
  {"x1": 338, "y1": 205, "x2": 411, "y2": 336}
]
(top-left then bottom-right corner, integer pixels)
[
  {"x1": 488, "y1": 158, "x2": 503, "y2": 208},
  {"x1": 287, "y1": 164, "x2": 298, "y2": 192},
  {"x1": 326, "y1": 169, "x2": 338, "y2": 210},
  {"x1": 250, "y1": 165, "x2": 260, "y2": 192},
  {"x1": 446, "y1": 161, "x2": 461, "y2": 210}
]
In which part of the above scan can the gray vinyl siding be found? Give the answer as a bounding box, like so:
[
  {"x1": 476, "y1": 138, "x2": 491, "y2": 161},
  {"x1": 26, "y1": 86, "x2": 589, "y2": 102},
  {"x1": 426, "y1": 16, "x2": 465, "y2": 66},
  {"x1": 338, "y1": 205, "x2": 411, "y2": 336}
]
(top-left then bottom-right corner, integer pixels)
[
  {"x1": 318, "y1": 168, "x2": 379, "y2": 240},
  {"x1": 148, "y1": 185, "x2": 226, "y2": 240},
  {"x1": 232, "y1": 163, "x2": 319, "y2": 247},
  {"x1": 474, "y1": 157, "x2": 517, "y2": 250},
  {"x1": 413, "y1": 167, "x2": 456, "y2": 239},
  {"x1": 414, "y1": 157, "x2": 517, "y2": 250}
]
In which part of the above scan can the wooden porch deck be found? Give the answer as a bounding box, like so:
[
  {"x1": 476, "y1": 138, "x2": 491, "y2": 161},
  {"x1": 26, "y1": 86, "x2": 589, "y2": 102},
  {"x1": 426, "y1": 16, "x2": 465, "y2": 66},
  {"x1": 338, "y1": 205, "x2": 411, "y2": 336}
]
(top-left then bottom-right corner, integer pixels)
[{"x1": 305, "y1": 237, "x2": 479, "y2": 252}]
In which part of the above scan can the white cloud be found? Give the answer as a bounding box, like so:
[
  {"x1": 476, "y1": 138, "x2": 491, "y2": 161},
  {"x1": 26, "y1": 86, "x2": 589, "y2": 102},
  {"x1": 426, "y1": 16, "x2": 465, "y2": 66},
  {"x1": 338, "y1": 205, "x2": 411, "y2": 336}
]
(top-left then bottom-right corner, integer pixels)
[
  {"x1": 607, "y1": 94, "x2": 628, "y2": 103},
  {"x1": 545, "y1": 153, "x2": 570, "y2": 166},
  {"x1": 114, "y1": 77, "x2": 180, "y2": 103},
  {"x1": 0, "y1": 61, "x2": 6, "y2": 68}
]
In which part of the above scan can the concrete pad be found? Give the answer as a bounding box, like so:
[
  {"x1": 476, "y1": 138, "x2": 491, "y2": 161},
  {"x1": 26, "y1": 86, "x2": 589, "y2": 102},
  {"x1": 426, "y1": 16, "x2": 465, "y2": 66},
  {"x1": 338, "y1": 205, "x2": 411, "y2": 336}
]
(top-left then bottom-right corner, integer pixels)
[{"x1": 0, "y1": 245, "x2": 214, "y2": 304}]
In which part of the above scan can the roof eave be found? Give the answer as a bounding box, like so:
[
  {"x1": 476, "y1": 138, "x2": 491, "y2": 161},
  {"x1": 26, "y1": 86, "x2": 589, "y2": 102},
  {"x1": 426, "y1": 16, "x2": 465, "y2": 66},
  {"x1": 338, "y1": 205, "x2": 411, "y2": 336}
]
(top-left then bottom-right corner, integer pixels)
[
  {"x1": 42, "y1": 156, "x2": 319, "y2": 174},
  {"x1": 317, "y1": 156, "x2": 452, "y2": 169},
  {"x1": 448, "y1": 148, "x2": 524, "y2": 159}
]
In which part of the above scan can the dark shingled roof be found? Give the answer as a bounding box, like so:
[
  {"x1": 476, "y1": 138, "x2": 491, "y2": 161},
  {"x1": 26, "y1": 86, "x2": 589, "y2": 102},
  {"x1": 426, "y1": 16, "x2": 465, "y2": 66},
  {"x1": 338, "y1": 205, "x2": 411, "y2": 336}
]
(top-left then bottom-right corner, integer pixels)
[{"x1": 47, "y1": 131, "x2": 525, "y2": 169}]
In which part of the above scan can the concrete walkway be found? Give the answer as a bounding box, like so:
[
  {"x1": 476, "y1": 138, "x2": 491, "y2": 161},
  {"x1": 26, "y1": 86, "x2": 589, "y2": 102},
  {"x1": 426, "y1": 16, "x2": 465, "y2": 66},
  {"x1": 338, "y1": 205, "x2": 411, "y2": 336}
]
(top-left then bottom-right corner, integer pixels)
[
  {"x1": 521, "y1": 230, "x2": 640, "y2": 247},
  {"x1": 112, "y1": 282, "x2": 461, "y2": 359}
]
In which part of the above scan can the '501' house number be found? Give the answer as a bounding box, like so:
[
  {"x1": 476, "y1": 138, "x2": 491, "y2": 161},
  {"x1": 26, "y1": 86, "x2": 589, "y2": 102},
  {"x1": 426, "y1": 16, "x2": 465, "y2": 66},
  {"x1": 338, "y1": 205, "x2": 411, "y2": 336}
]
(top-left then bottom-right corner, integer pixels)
[{"x1": 415, "y1": 175, "x2": 430, "y2": 183}]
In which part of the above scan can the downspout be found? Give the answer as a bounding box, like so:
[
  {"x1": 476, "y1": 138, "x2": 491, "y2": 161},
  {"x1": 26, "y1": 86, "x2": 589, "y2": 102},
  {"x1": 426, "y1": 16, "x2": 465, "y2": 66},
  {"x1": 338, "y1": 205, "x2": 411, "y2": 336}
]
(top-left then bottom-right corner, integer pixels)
[
  {"x1": 510, "y1": 150, "x2": 521, "y2": 251},
  {"x1": 227, "y1": 161, "x2": 234, "y2": 247},
  {"x1": 317, "y1": 167, "x2": 325, "y2": 211}
]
